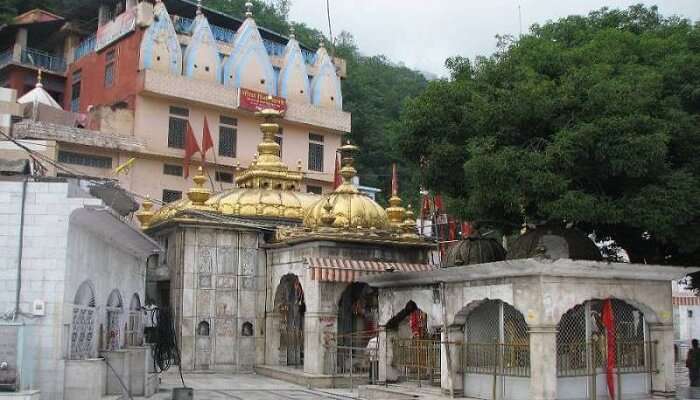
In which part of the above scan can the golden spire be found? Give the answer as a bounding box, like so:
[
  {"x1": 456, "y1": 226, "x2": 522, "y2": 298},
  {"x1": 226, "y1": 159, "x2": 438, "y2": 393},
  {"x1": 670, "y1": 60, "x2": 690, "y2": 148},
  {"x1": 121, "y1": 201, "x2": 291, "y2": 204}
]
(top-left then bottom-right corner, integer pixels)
[
  {"x1": 187, "y1": 166, "x2": 212, "y2": 207},
  {"x1": 136, "y1": 195, "x2": 154, "y2": 228},
  {"x1": 245, "y1": 1, "x2": 253, "y2": 17},
  {"x1": 386, "y1": 163, "x2": 405, "y2": 227},
  {"x1": 289, "y1": 26, "x2": 296, "y2": 40},
  {"x1": 235, "y1": 109, "x2": 303, "y2": 190},
  {"x1": 334, "y1": 141, "x2": 360, "y2": 194},
  {"x1": 401, "y1": 204, "x2": 419, "y2": 239},
  {"x1": 36, "y1": 69, "x2": 43, "y2": 88}
]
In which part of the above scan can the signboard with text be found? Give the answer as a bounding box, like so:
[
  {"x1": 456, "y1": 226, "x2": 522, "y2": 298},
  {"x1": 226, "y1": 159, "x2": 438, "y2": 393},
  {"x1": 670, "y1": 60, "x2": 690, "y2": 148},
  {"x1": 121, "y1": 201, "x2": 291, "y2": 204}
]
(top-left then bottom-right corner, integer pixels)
[
  {"x1": 238, "y1": 88, "x2": 287, "y2": 113},
  {"x1": 95, "y1": 8, "x2": 137, "y2": 52}
]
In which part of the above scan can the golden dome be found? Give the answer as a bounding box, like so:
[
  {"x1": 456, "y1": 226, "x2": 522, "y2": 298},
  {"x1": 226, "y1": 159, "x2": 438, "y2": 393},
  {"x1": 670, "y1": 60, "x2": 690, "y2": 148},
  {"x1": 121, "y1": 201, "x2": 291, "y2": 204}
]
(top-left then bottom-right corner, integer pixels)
[
  {"x1": 303, "y1": 142, "x2": 389, "y2": 231},
  {"x1": 141, "y1": 110, "x2": 320, "y2": 229}
]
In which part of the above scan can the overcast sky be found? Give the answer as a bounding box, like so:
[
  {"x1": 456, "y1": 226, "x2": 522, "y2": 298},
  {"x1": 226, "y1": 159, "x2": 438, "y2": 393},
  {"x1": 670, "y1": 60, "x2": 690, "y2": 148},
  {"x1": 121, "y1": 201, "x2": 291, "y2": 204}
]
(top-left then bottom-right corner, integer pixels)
[{"x1": 288, "y1": 0, "x2": 700, "y2": 77}]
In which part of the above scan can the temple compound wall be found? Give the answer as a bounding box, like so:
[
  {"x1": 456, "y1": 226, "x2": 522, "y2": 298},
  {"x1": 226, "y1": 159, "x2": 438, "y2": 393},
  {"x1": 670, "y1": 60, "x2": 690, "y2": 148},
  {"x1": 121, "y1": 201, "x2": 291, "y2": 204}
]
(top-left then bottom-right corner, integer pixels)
[{"x1": 364, "y1": 258, "x2": 689, "y2": 400}]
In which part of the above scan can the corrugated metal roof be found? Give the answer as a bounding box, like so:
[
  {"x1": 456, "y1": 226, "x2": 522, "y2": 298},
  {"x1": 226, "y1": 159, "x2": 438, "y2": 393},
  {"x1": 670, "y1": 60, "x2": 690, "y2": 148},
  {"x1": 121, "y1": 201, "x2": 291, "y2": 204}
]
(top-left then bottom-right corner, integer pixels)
[{"x1": 306, "y1": 257, "x2": 436, "y2": 282}]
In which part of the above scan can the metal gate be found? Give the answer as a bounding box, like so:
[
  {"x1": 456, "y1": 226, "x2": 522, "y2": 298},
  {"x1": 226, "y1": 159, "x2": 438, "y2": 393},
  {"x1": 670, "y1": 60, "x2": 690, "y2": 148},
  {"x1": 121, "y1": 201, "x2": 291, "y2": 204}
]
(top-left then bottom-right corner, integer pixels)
[
  {"x1": 279, "y1": 328, "x2": 304, "y2": 366},
  {"x1": 462, "y1": 300, "x2": 530, "y2": 400},
  {"x1": 392, "y1": 337, "x2": 442, "y2": 386},
  {"x1": 556, "y1": 299, "x2": 657, "y2": 400},
  {"x1": 324, "y1": 331, "x2": 379, "y2": 388}
]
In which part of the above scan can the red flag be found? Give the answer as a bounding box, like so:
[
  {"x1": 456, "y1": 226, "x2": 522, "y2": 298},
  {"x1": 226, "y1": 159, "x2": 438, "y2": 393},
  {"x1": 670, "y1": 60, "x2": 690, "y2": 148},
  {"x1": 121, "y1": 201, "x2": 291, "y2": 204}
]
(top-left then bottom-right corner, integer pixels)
[
  {"x1": 448, "y1": 218, "x2": 456, "y2": 241},
  {"x1": 461, "y1": 222, "x2": 473, "y2": 238},
  {"x1": 391, "y1": 163, "x2": 398, "y2": 196},
  {"x1": 602, "y1": 298, "x2": 616, "y2": 400},
  {"x1": 201, "y1": 116, "x2": 214, "y2": 163},
  {"x1": 333, "y1": 152, "x2": 342, "y2": 189},
  {"x1": 434, "y1": 195, "x2": 444, "y2": 212},
  {"x1": 183, "y1": 121, "x2": 201, "y2": 178},
  {"x1": 421, "y1": 195, "x2": 431, "y2": 218}
]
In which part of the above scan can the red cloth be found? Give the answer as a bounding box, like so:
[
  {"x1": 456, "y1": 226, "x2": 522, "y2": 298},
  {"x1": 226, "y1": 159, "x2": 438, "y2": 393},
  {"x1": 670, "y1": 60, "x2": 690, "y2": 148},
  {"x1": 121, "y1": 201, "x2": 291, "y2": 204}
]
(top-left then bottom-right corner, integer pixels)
[
  {"x1": 434, "y1": 195, "x2": 444, "y2": 212},
  {"x1": 421, "y1": 195, "x2": 431, "y2": 218},
  {"x1": 461, "y1": 222, "x2": 473, "y2": 238},
  {"x1": 391, "y1": 163, "x2": 398, "y2": 196},
  {"x1": 602, "y1": 298, "x2": 617, "y2": 400},
  {"x1": 201, "y1": 116, "x2": 214, "y2": 163},
  {"x1": 448, "y1": 219, "x2": 456, "y2": 241},
  {"x1": 409, "y1": 310, "x2": 423, "y2": 338},
  {"x1": 183, "y1": 121, "x2": 201, "y2": 178},
  {"x1": 333, "y1": 152, "x2": 342, "y2": 189}
]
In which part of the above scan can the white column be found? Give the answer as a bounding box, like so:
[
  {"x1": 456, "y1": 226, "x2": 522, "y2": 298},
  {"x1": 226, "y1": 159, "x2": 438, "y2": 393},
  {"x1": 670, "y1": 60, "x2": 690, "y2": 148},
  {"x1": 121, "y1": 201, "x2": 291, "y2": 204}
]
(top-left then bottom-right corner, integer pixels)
[
  {"x1": 378, "y1": 326, "x2": 399, "y2": 383},
  {"x1": 264, "y1": 312, "x2": 281, "y2": 365},
  {"x1": 441, "y1": 326, "x2": 463, "y2": 397},
  {"x1": 649, "y1": 323, "x2": 675, "y2": 394},
  {"x1": 303, "y1": 312, "x2": 336, "y2": 375},
  {"x1": 529, "y1": 324, "x2": 558, "y2": 400}
]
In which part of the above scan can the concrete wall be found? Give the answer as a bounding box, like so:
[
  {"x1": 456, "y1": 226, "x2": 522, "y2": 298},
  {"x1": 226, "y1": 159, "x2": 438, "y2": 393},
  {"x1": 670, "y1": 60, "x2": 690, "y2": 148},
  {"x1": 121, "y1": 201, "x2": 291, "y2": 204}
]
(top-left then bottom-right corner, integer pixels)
[{"x1": 0, "y1": 180, "x2": 149, "y2": 400}]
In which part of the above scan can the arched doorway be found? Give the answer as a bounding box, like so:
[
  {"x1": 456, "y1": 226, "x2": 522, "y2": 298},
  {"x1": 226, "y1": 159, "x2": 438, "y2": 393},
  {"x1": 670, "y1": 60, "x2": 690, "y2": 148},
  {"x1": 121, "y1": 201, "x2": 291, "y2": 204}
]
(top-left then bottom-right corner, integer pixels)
[
  {"x1": 337, "y1": 282, "x2": 378, "y2": 346},
  {"x1": 557, "y1": 298, "x2": 653, "y2": 400},
  {"x1": 70, "y1": 281, "x2": 96, "y2": 359},
  {"x1": 126, "y1": 293, "x2": 142, "y2": 346},
  {"x1": 105, "y1": 289, "x2": 123, "y2": 351},
  {"x1": 462, "y1": 299, "x2": 530, "y2": 400},
  {"x1": 387, "y1": 301, "x2": 439, "y2": 385},
  {"x1": 274, "y1": 274, "x2": 305, "y2": 367}
]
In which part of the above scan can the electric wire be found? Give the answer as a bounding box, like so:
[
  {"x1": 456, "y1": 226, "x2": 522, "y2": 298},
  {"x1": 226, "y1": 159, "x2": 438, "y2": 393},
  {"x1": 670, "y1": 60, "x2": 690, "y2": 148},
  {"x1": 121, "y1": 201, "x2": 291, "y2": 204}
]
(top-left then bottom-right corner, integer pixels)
[{"x1": 150, "y1": 306, "x2": 186, "y2": 387}]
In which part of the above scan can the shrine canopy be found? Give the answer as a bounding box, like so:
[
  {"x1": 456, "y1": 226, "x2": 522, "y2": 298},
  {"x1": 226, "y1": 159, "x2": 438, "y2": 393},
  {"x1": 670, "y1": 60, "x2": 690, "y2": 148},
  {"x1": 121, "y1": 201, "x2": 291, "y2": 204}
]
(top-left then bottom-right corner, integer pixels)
[{"x1": 306, "y1": 257, "x2": 436, "y2": 282}]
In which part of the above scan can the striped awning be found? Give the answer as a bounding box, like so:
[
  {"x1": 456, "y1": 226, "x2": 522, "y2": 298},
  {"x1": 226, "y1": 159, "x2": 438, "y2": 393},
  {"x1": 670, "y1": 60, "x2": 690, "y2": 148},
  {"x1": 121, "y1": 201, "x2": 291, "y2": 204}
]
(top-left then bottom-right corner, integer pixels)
[
  {"x1": 306, "y1": 257, "x2": 436, "y2": 282},
  {"x1": 673, "y1": 296, "x2": 700, "y2": 306}
]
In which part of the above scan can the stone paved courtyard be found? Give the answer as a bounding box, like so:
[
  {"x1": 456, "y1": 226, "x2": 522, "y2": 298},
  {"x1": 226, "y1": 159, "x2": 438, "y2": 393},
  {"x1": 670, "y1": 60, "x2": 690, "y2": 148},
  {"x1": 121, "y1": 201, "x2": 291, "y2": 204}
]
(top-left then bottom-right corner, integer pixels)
[{"x1": 150, "y1": 370, "x2": 359, "y2": 400}]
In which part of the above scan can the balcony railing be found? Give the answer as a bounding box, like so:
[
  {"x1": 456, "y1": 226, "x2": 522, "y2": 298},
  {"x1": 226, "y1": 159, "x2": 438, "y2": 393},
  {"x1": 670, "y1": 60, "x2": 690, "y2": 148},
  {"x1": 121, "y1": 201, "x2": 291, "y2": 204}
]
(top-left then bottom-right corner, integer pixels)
[
  {"x1": 74, "y1": 34, "x2": 96, "y2": 61},
  {"x1": 173, "y1": 16, "x2": 316, "y2": 65},
  {"x1": 20, "y1": 47, "x2": 66, "y2": 73}
]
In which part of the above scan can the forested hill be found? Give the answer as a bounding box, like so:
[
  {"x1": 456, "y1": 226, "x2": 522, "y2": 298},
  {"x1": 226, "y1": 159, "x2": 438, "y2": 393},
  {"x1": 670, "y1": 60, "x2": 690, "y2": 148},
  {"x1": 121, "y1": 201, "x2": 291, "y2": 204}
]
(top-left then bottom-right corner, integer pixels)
[{"x1": 2, "y1": 0, "x2": 429, "y2": 205}]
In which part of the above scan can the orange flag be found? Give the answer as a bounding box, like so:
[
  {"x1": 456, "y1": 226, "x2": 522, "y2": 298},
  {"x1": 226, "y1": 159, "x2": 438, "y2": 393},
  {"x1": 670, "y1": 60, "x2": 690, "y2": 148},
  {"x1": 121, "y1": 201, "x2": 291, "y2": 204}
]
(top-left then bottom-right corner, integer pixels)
[
  {"x1": 333, "y1": 152, "x2": 342, "y2": 189},
  {"x1": 201, "y1": 116, "x2": 214, "y2": 163}
]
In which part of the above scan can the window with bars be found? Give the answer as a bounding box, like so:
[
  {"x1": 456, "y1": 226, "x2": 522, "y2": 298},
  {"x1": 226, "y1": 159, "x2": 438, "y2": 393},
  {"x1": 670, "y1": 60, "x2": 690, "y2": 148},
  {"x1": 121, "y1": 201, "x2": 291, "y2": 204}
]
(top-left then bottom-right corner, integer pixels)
[
  {"x1": 163, "y1": 164, "x2": 183, "y2": 176},
  {"x1": 219, "y1": 116, "x2": 237, "y2": 157},
  {"x1": 168, "y1": 106, "x2": 189, "y2": 149},
  {"x1": 275, "y1": 128, "x2": 283, "y2": 157},
  {"x1": 104, "y1": 50, "x2": 116, "y2": 88},
  {"x1": 306, "y1": 185, "x2": 322, "y2": 195},
  {"x1": 308, "y1": 133, "x2": 324, "y2": 172},
  {"x1": 162, "y1": 189, "x2": 182, "y2": 203},
  {"x1": 215, "y1": 171, "x2": 234, "y2": 183},
  {"x1": 71, "y1": 70, "x2": 81, "y2": 112},
  {"x1": 58, "y1": 150, "x2": 112, "y2": 169}
]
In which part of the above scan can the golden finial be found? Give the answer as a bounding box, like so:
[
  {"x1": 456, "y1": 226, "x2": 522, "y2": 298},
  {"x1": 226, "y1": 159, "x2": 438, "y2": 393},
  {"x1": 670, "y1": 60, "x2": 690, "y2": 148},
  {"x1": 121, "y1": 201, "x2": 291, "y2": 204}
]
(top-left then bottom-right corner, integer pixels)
[
  {"x1": 401, "y1": 204, "x2": 419, "y2": 239},
  {"x1": 136, "y1": 195, "x2": 154, "y2": 228},
  {"x1": 334, "y1": 141, "x2": 359, "y2": 194},
  {"x1": 187, "y1": 166, "x2": 211, "y2": 206},
  {"x1": 296, "y1": 159, "x2": 302, "y2": 172},
  {"x1": 289, "y1": 26, "x2": 296, "y2": 40},
  {"x1": 387, "y1": 163, "x2": 405, "y2": 227},
  {"x1": 245, "y1": 1, "x2": 253, "y2": 17},
  {"x1": 320, "y1": 199, "x2": 336, "y2": 227},
  {"x1": 196, "y1": 0, "x2": 202, "y2": 15},
  {"x1": 36, "y1": 69, "x2": 43, "y2": 88},
  {"x1": 319, "y1": 38, "x2": 325, "y2": 48}
]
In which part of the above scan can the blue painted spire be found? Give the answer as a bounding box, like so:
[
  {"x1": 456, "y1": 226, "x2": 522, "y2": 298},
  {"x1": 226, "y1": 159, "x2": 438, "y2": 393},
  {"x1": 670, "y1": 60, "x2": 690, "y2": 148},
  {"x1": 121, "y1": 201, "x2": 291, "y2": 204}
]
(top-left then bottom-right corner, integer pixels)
[
  {"x1": 278, "y1": 27, "x2": 311, "y2": 103},
  {"x1": 139, "y1": 0, "x2": 182, "y2": 74},
  {"x1": 310, "y1": 40, "x2": 342, "y2": 109},
  {"x1": 183, "y1": 3, "x2": 221, "y2": 82}
]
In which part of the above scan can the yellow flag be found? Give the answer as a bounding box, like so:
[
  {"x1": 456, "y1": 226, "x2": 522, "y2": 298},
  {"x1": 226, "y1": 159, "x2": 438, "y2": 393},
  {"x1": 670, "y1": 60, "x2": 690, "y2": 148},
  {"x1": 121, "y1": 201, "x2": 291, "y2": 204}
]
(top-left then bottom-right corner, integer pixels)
[{"x1": 114, "y1": 157, "x2": 135, "y2": 175}]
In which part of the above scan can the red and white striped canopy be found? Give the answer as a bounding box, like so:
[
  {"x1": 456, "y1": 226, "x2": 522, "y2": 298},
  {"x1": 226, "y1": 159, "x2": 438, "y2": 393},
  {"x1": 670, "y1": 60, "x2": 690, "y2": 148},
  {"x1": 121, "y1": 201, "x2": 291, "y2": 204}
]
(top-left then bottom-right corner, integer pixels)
[
  {"x1": 673, "y1": 296, "x2": 700, "y2": 306},
  {"x1": 306, "y1": 257, "x2": 436, "y2": 282}
]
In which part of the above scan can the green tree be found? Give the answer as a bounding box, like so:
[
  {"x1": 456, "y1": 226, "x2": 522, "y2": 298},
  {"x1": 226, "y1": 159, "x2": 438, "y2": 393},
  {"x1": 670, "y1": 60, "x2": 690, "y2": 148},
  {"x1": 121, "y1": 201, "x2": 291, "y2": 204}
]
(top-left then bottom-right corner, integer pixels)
[{"x1": 397, "y1": 5, "x2": 700, "y2": 267}]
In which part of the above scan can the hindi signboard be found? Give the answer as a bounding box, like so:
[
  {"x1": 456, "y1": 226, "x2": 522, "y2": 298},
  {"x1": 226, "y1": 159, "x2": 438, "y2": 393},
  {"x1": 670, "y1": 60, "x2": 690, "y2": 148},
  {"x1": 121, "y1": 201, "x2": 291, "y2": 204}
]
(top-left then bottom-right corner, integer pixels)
[
  {"x1": 238, "y1": 88, "x2": 287, "y2": 113},
  {"x1": 95, "y1": 8, "x2": 137, "y2": 52}
]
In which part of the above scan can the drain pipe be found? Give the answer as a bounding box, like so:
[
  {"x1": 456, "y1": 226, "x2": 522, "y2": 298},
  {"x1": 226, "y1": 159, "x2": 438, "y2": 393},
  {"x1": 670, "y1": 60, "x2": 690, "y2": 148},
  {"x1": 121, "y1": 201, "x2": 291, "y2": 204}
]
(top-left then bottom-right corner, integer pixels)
[{"x1": 14, "y1": 177, "x2": 28, "y2": 320}]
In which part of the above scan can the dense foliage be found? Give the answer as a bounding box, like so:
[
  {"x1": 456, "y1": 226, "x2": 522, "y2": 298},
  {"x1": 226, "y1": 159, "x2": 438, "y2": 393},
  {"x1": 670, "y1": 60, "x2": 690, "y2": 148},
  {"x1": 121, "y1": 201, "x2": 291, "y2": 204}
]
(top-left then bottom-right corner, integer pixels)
[{"x1": 396, "y1": 5, "x2": 700, "y2": 267}]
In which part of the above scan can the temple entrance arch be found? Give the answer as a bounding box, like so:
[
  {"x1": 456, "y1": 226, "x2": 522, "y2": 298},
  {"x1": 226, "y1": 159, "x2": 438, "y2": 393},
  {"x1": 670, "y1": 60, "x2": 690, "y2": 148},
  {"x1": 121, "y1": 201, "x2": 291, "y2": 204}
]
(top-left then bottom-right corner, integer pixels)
[
  {"x1": 461, "y1": 299, "x2": 530, "y2": 400},
  {"x1": 274, "y1": 274, "x2": 306, "y2": 367},
  {"x1": 337, "y1": 282, "x2": 378, "y2": 346},
  {"x1": 556, "y1": 298, "x2": 654, "y2": 400}
]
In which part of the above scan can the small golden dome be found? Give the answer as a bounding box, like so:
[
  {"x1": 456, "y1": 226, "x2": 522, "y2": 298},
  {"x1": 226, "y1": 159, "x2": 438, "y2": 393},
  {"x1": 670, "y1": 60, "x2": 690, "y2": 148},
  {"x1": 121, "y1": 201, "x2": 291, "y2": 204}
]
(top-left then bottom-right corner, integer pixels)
[
  {"x1": 303, "y1": 142, "x2": 389, "y2": 231},
  {"x1": 210, "y1": 188, "x2": 317, "y2": 220}
]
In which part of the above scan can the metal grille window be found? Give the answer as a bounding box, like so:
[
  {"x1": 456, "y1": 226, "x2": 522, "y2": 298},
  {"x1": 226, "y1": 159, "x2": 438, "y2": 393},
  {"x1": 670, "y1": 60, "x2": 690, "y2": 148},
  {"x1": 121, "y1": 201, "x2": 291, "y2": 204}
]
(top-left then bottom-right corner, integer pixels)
[
  {"x1": 218, "y1": 116, "x2": 237, "y2": 157},
  {"x1": 58, "y1": 150, "x2": 112, "y2": 169},
  {"x1": 215, "y1": 171, "x2": 233, "y2": 183},
  {"x1": 168, "y1": 106, "x2": 189, "y2": 149},
  {"x1": 556, "y1": 299, "x2": 652, "y2": 378},
  {"x1": 70, "y1": 281, "x2": 96, "y2": 360},
  {"x1": 163, "y1": 164, "x2": 183, "y2": 176},
  {"x1": 162, "y1": 189, "x2": 182, "y2": 203},
  {"x1": 308, "y1": 133, "x2": 324, "y2": 172},
  {"x1": 70, "y1": 70, "x2": 81, "y2": 112},
  {"x1": 126, "y1": 294, "x2": 142, "y2": 346},
  {"x1": 463, "y1": 300, "x2": 530, "y2": 377},
  {"x1": 104, "y1": 50, "x2": 116, "y2": 88},
  {"x1": 105, "y1": 290, "x2": 123, "y2": 351}
]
